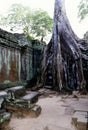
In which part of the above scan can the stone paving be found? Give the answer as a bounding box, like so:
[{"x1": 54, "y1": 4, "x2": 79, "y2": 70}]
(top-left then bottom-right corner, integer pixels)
[
  {"x1": 0, "y1": 87, "x2": 88, "y2": 130},
  {"x1": 61, "y1": 95, "x2": 88, "y2": 130}
]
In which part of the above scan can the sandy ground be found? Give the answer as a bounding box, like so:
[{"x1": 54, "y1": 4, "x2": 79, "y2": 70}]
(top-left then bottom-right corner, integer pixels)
[{"x1": 8, "y1": 91, "x2": 88, "y2": 130}]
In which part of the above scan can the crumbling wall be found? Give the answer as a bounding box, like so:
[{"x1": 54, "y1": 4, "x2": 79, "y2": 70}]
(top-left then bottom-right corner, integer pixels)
[
  {"x1": 0, "y1": 46, "x2": 21, "y2": 82},
  {"x1": 0, "y1": 28, "x2": 45, "y2": 84},
  {"x1": 0, "y1": 28, "x2": 33, "y2": 83},
  {"x1": 0, "y1": 38, "x2": 21, "y2": 82},
  {"x1": 21, "y1": 45, "x2": 33, "y2": 80},
  {"x1": 32, "y1": 40, "x2": 46, "y2": 76}
]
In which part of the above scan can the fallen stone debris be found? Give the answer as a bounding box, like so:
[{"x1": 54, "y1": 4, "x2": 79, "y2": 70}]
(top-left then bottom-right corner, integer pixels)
[
  {"x1": 0, "y1": 86, "x2": 88, "y2": 130},
  {"x1": 4, "y1": 91, "x2": 41, "y2": 118},
  {"x1": 0, "y1": 109, "x2": 11, "y2": 130},
  {"x1": 6, "y1": 86, "x2": 26, "y2": 99},
  {"x1": 0, "y1": 86, "x2": 41, "y2": 130}
]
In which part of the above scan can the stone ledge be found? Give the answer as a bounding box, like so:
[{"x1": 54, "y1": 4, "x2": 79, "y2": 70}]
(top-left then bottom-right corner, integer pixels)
[
  {"x1": 72, "y1": 111, "x2": 88, "y2": 130},
  {"x1": 6, "y1": 86, "x2": 26, "y2": 99},
  {"x1": 4, "y1": 103, "x2": 41, "y2": 118},
  {"x1": 0, "y1": 91, "x2": 7, "y2": 98},
  {"x1": 22, "y1": 92, "x2": 39, "y2": 104}
]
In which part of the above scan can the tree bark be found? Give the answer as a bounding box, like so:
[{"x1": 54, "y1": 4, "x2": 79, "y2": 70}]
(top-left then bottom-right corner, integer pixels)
[{"x1": 41, "y1": 0, "x2": 85, "y2": 91}]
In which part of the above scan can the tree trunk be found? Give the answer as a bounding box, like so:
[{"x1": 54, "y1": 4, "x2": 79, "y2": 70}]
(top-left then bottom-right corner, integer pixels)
[{"x1": 41, "y1": 0, "x2": 85, "y2": 91}]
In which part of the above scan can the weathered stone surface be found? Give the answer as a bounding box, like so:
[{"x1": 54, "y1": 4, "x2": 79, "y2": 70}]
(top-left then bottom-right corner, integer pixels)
[
  {"x1": 4, "y1": 98, "x2": 41, "y2": 118},
  {"x1": 77, "y1": 116, "x2": 87, "y2": 130},
  {"x1": 65, "y1": 106, "x2": 74, "y2": 115},
  {"x1": 0, "y1": 91, "x2": 7, "y2": 109},
  {"x1": 72, "y1": 111, "x2": 88, "y2": 130},
  {"x1": 0, "y1": 28, "x2": 18, "y2": 43},
  {"x1": 0, "y1": 28, "x2": 45, "y2": 84},
  {"x1": 14, "y1": 33, "x2": 32, "y2": 46},
  {"x1": 0, "y1": 28, "x2": 21, "y2": 83},
  {"x1": 4, "y1": 98, "x2": 32, "y2": 108},
  {"x1": 22, "y1": 92, "x2": 39, "y2": 104},
  {"x1": 6, "y1": 86, "x2": 26, "y2": 98},
  {"x1": 0, "y1": 91, "x2": 7, "y2": 98},
  {"x1": 0, "y1": 98, "x2": 4, "y2": 109},
  {"x1": 0, "y1": 110, "x2": 11, "y2": 129},
  {"x1": 6, "y1": 85, "x2": 24, "y2": 91},
  {"x1": 26, "y1": 105, "x2": 41, "y2": 118}
]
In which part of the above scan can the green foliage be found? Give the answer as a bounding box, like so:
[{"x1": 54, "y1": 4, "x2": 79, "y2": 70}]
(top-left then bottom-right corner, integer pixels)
[
  {"x1": 31, "y1": 9, "x2": 53, "y2": 41},
  {"x1": 23, "y1": 26, "x2": 34, "y2": 40},
  {"x1": 78, "y1": 0, "x2": 88, "y2": 21},
  {"x1": 0, "y1": 4, "x2": 31, "y2": 31},
  {"x1": 0, "y1": 4, "x2": 53, "y2": 41}
]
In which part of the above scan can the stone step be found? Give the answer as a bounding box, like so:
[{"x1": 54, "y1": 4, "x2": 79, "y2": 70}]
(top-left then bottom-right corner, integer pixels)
[
  {"x1": 72, "y1": 111, "x2": 88, "y2": 130},
  {"x1": 72, "y1": 111, "x2": 87, "y2": 125},
  {"x1": 28, "y1": 105, "x2": 41, "y2": 118},
  {"x1": 77, "y1": 116, "x2": 87, "y2": 130},
  {"x1": 6, "y1": 86, "x2": 26, "y2": 99},
  {"x1": 22, "y1": 92, "x2": 39, "y2": 104},
  {"x1": 4, "y1": 100, "x2": 41, "y2": 118},
  {"x1": 0, "y1": 91, "x2": 7, "y2": 98}
]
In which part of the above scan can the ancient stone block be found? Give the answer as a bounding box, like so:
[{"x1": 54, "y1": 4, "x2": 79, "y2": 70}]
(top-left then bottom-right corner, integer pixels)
[
  {"x1": 6, "y1": 86, "x2": 26, "y2": 98},
  {"x1": 77, "y1": 117, "x2": 87, "y2": 130},
  {"x1": 22, "y1": 92, "x2": 39, "y2": 104},
  {"x1": 4, "y1": 98, "x2": 41, "y2": 118},
  {"x1": 0, "y1": 110, "x2": 11, "y2": 129},
  {"x1": 0, "y1": 91, "x2": 7, "y2": 98},
  {"x1": 29, "y1": 105, "x2": 41, "y2": 118},
  {"x1": 72, "y1": 111, "x2": 88, "y2": 130}
]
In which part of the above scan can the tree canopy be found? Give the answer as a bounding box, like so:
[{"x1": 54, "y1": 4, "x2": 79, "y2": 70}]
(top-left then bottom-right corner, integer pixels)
[
  {"x1": 31, "y1": 9, "x2": 52, "y2": 41},
  {"x1": 0, "y1": 4, "x2": 53, "y2": 41}
]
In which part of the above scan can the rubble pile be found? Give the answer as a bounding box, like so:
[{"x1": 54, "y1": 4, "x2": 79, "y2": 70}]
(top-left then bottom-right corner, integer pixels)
[{"x1": 0, "y1": 86, "x2": 41, "y2": 129}]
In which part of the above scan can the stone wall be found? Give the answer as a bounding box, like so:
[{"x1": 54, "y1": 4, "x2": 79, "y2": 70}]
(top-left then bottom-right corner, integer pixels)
[
  {"x1": 0, "y1": 43, "x2": 21, "y2": 82},
  {"x1": 0, "y1": 28, "x2": 45, "y2": 83},
  {"x1": 32, "y1": 40, "x2": 46, "y2": 76},
  {"x1": 0, "y1": 29, "x2": 45, "y2": 83},
  {"x1": 20, "y1": 45, "x2": 33, "y2": 80}
]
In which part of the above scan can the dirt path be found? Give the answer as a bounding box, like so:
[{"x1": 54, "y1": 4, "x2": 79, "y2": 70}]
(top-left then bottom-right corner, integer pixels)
[{"x1": 8, "y1": 95, "x2": 77, "y2": 130}]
